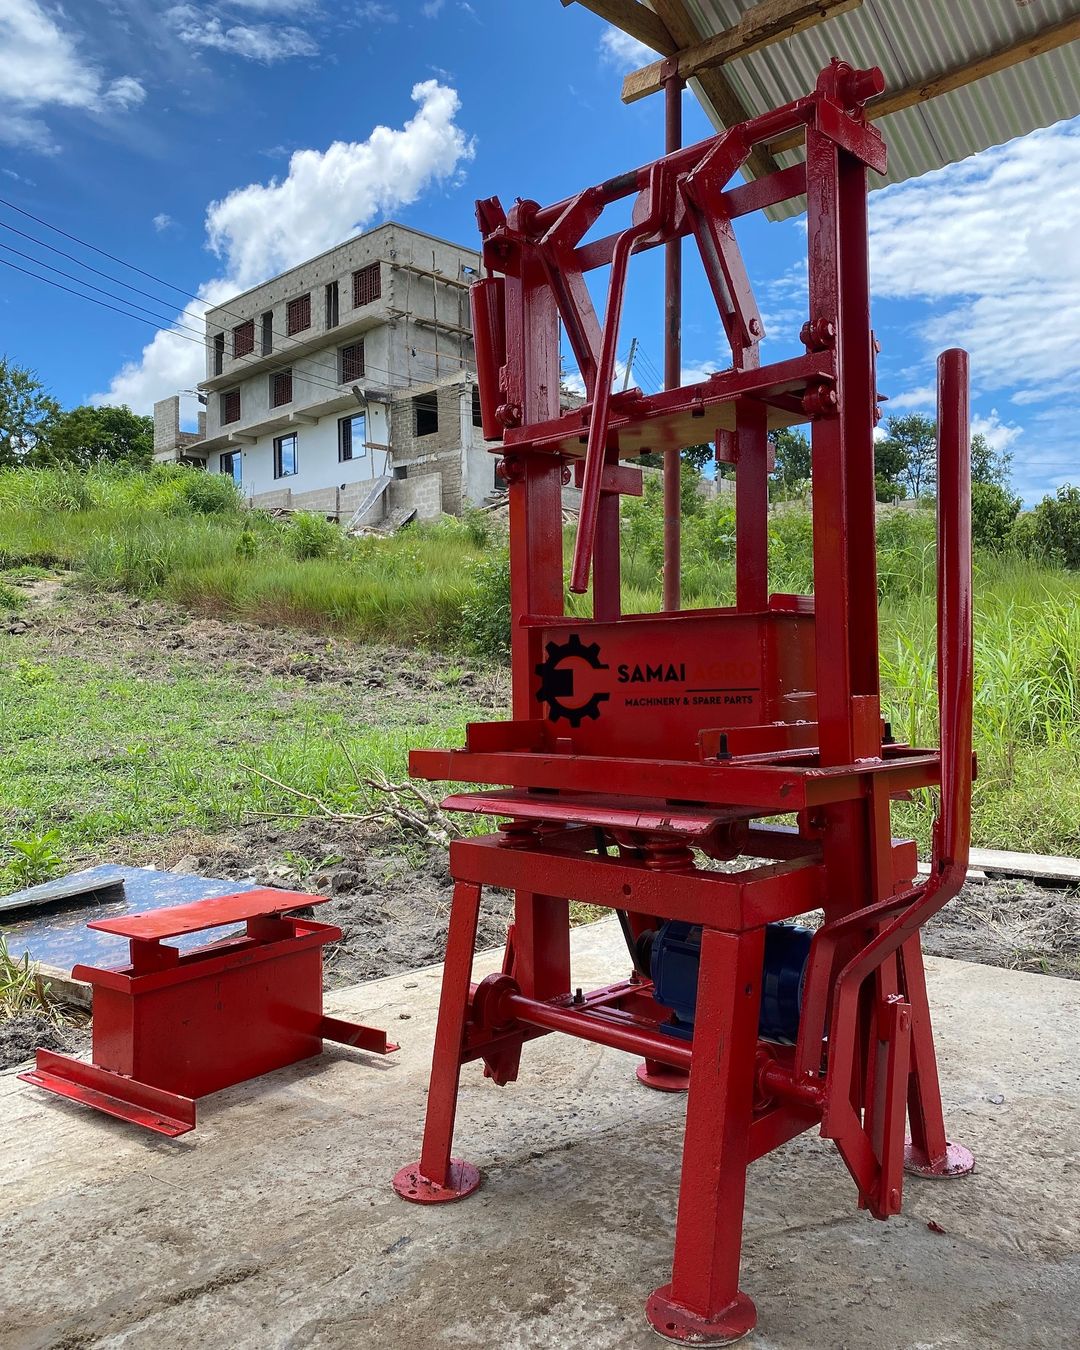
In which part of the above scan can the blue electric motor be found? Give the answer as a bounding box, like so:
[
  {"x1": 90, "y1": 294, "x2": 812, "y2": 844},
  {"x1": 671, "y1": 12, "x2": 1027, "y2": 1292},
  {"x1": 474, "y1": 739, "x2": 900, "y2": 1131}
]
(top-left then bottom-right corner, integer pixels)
[{"x1": 649, "y1": 920, "x2": 814, "y2": 1045}]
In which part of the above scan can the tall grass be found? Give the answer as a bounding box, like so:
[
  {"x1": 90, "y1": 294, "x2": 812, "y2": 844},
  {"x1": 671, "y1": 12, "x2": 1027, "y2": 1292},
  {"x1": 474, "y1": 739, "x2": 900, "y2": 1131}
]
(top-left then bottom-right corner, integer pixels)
[{"x1": 2, "y1": 465, "x2": 1079, "y2": 854}]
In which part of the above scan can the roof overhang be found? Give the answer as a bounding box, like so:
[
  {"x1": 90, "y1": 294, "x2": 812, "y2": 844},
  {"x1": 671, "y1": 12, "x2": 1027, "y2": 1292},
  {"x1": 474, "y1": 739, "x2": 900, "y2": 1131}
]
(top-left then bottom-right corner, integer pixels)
[{"x1": 564, "y1": 1, "x2": 1080, "y2": 214}]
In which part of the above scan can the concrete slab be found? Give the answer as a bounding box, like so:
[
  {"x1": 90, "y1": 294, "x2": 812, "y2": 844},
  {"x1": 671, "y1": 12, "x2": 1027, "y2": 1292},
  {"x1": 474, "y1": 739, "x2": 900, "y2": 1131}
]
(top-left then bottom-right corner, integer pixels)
[{"x1": 1, "y1": 918, "x2": 1078, "y2": 1350}]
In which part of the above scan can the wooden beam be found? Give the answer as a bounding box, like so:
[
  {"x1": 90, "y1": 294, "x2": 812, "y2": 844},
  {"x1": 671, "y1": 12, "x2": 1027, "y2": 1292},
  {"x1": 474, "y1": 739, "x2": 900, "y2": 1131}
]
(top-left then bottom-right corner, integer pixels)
[
  {"x1": 563, "y1": 0, "x2": 781, "y2": 180},
  {"x1": 560, "y1": 0, "x2": 673, "y2": 55},
  {"x1": 622, "y1": 0, "x2": 861, "y2": 104},
  {"x1": 648, "y1": 0, "x2": 782, "y2": 179},
  {"x1": 765, "y1": 12, "x2": 1080, "y2": 155}
]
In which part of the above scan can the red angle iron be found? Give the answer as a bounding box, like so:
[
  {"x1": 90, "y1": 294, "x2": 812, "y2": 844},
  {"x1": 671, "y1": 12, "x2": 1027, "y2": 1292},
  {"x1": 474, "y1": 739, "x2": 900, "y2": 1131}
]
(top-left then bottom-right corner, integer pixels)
[
  {"x1": 394, "y1": 61, "x2": 975, "y2": 1344},
  {"x1": 21, "y1": 888, "x2": 398, "y2": 1135}
]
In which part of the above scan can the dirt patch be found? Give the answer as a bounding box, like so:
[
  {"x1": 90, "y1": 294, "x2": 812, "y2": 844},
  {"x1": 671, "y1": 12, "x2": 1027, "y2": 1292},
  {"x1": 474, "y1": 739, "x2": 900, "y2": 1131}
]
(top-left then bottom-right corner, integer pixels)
[
  {"x1": 0, "y1": 1013, "x2": 88, "y2": 1072},
  {"x1": 152, "y1": 815, "x2": 513, "y2": 988},
  {"x1": 22, "y1": 587, "x2": 507, "y2": 709},
  {"x1": 923, "y1": 874, "x2": 1080, "y2": 979}
]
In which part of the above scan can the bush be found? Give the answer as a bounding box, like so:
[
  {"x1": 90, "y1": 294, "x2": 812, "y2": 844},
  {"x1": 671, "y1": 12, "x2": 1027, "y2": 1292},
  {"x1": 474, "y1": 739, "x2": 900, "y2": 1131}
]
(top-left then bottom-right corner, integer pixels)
[
  {"x1": 1031, "y1": 484, "x2": 1080, "y2": 570},
  {"x1": 0, "y1": 579, "x2": 27, "y2": 611},
  {"x1": 175, "y1": 471, "x2": 242, "y2": 516},
  {"x1": 460, "y1": 550, "x2": 511, "y2": 658},
  {"x1": 284, "y1": 512, "x2": 342, "y2": 561},
  {"x1": 971, "y1": 481, "x2": 1021, "y2": 552}
]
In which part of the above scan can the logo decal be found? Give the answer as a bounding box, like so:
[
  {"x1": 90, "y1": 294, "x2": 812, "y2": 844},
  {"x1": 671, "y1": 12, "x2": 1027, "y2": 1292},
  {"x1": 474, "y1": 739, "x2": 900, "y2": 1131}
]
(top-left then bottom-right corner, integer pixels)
[{"x1": 535, "y1": 633, "x2": 610, "y2": 726}]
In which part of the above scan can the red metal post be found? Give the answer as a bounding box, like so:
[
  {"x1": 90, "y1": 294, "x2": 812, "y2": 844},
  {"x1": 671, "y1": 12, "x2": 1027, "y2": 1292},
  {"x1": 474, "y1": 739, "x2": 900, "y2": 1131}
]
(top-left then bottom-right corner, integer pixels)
[
  {"x1": 663, "y1": 65, "x2": 683, "y2": 613},
  {"x1": 646, "y1": 926, "x2": 764, "y2": 1340},
  {"x1": 394, "y1": 880, "x2": 484, "y2": 1202}
]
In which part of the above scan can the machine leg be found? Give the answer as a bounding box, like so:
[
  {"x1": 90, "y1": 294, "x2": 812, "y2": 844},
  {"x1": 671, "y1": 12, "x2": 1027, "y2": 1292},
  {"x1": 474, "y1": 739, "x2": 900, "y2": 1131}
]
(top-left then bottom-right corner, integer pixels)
[
  {"x1": 393, "y1": 880, "x2": 483, "y2": 1204},
  {"x1": 636, "y1": 1059, "x2": 690, "y2": 1093},
  {"x1": 901, "y1": 934, "x2": 975, "y2": 1179},
  {"x1": 646, "y1": 928, "x2": 764, "y2": 1345}
]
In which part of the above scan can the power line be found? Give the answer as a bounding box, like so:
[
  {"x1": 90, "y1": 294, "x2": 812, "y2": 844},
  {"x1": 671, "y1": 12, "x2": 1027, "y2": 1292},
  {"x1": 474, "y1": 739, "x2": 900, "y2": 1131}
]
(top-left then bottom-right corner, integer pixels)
[
  {"x1": 0, "y1": 193, "x2": 475, "y2": 394},
  {"x1": 1, "y1": 251, "x2": 470, "y2": 406}
]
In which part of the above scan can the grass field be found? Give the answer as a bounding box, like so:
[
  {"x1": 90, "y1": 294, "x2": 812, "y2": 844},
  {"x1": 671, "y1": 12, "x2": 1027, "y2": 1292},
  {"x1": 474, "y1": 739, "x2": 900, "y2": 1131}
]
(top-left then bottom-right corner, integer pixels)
[{"x1": 1, "y1": 463, "x2": 1078, "y2": 882}]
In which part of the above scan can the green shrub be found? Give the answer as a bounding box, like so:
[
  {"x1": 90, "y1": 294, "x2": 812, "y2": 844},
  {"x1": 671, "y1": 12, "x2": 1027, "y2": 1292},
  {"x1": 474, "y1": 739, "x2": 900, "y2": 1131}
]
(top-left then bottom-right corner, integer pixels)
[
  {"x1": 971, "y1": 481, "x2": 1021, "y2": 552},
  {"x1": 0, "y1": 579, "x2": 26, "y2": 611},
  {"x1": 284, "y1": 512, "x2": 342, "y2": 561},
  {"x1": 175, "y1": 471, "x2": 242, "y2": 516},
  {"x1": 1031, "y1": 484, "x2": 1080, "y2": 570},
  {"x1": 461, "y1": 550, "x2": 511, "y2": 658}
]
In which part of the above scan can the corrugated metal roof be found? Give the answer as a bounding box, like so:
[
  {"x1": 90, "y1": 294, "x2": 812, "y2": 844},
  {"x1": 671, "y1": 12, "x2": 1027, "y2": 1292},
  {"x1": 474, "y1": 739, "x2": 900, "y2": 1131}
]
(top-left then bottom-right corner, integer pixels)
[{"x1": 675, "y1": 0, "x2": 1080, "y2": 216}]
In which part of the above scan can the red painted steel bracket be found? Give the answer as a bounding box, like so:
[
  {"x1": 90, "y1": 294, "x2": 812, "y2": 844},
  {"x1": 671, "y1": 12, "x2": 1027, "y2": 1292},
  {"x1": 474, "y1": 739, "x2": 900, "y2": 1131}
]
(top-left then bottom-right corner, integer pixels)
[{"x1": 19, "y1": 888, "x2": 398, "y2": 1135}]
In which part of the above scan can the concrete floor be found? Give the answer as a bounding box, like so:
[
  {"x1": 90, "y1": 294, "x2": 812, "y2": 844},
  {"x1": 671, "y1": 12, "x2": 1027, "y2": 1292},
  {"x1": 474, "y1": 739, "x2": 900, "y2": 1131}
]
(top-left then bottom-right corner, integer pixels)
[{"x1": 1, "y1": 919, "x2": 1078, "y2": 1350}]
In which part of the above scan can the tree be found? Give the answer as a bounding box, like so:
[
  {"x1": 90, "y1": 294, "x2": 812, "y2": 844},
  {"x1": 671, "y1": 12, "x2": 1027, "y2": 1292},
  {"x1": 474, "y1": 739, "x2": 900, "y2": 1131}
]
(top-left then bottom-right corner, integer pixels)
[
  {"x1": 1031, "y1": 484, "x2": 1080, "y2": 570},
  {"x1": 36, "y1": 403, "x2": 153, "y2": 469},
  {"x1": 769, "y1": 427, "x2": 811, "y2": 495},
  {"x1": 0, "y1": 356, "x2": 60, "y2": 467},
  {"x1": 971, "y1": 481, "x2": 1021, "y2": 552},
  {"x1": 970, "y1": 431, "x2": 1012, "y2": 489},
  {"x1": 877, "y1": 413, "x2": 936, "y2": 499}
]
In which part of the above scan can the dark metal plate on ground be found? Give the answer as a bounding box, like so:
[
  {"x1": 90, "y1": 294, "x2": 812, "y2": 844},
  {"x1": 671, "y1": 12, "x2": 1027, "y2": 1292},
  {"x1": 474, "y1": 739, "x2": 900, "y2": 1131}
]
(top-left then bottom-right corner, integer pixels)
[{"x1": 0, "y1": 866, "x2": 260, "y2": 973}]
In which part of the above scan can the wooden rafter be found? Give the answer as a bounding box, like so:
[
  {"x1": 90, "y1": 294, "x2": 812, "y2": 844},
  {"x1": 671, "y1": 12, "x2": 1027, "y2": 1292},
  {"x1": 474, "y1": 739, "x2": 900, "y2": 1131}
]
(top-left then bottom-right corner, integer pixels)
[
  {"x1": 649, "y1": 0, "x2": 783, "y2": 180},
  {"x1": 622, "y1": 0, "x2": 862, "y2": 104},
  {"x1": 558, "y1": 0, "x2": 672, "y2": 55},
  {"x1": 764, "y1": 10, "x2": 1080, "y2": 156},
  {"x1": 562, "y1": 0, "x2": 782, "y2": 180}
]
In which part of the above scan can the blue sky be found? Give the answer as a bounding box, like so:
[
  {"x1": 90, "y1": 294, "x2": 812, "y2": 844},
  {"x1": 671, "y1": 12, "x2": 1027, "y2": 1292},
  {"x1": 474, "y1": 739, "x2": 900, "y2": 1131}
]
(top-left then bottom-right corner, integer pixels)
[{"x1": 0, "y1": 0, "x2": 1077, "y2": 504}]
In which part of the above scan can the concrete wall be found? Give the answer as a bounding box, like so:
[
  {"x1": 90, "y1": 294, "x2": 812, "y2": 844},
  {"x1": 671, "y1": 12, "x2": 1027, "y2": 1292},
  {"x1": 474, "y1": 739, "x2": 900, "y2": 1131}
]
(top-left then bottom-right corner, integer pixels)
[
  {"x1": 209, "y1": 404, "x2": 389, "y2": 500},
  {"x1": 389, "y1": 375, "x2": 495, "y2": 514},
  {"x1": 389, "y1": 473, "x2": 442, "y2": 521},
  {"x1": 201, "y1": 224, "x2": 480, "y2": 441}
]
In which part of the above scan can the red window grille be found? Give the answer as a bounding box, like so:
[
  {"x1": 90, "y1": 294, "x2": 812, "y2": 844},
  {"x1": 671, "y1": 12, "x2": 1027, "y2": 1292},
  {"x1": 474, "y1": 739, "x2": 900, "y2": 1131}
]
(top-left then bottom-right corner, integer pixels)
[
  {"x1": 220, "y1": 389, "x2": 241, "y2": 425},
  {"x1": 271, "y1": 369, "x2": 293, "y2": 407},
  {"x1": 287, "y1": 293, "x2": 312, "y2": 335},
  {"x1": 352, "y1": 263, "x2": 381, "y2": 307},
  {"x1": 232, "y1": 319, "x2": 254, "y2": 358},
  {"x1": 339, "y1": 342, "x2": 365, "y2": 384}
]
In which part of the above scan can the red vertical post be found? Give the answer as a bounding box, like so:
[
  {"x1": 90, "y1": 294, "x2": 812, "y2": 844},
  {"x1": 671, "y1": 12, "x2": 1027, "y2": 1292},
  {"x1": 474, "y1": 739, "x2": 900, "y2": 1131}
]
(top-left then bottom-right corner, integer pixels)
[
  {"x1": 646, "y1": 927, "x2": 764, "y2": 1341},
  {"x1": 735, "y1": 398, "x2": 769, "y2": 611},
  {"x1": 393, "y1": 881, "x2": 484, "y2": 1201},
  {"x1": 663, "y1": 67, "x2": 683, "y2": 613}
]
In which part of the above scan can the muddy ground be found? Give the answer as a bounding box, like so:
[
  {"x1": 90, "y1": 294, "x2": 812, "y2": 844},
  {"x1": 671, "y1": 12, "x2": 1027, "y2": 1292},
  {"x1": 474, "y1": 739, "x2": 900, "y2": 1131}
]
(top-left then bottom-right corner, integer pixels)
[{"x1": 2, "y1": 580, "x2": 1079, "y2": 1069}]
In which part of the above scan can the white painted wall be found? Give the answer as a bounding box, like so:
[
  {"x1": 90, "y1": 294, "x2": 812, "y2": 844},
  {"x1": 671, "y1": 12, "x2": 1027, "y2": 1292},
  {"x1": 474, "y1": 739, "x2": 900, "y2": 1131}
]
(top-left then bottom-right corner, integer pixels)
[{"x1": 214, "y1": 403, "x2": 389, "y2": 497}]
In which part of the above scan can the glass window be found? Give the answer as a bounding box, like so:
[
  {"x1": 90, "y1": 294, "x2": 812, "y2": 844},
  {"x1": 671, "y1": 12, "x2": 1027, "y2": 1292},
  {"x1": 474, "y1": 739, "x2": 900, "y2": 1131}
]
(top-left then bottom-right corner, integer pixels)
[
  {"x1": 339, "y1": 414, "x2": 367, "y2": 463},
  {"x1": 274, "y1": 433, "x2": 298, "y2": 479}
]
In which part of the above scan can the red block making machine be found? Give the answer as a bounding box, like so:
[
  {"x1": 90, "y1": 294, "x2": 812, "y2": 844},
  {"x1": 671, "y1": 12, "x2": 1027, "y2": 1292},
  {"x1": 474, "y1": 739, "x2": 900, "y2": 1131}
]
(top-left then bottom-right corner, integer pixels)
[{"x1": 394, "y1": 61, "x2": 975, "y2": 1343}]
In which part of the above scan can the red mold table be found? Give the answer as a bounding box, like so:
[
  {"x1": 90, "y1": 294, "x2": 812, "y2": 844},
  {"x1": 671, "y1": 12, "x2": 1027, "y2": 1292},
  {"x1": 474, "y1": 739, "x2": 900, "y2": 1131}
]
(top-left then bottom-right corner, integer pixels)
[{"x1": 20, "y1": 887, "x2": 397, "y2": 1135}]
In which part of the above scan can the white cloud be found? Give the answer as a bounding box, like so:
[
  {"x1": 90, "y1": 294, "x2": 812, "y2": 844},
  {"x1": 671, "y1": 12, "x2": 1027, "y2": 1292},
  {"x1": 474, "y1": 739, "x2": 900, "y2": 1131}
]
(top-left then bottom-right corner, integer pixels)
[
  {"x1": 104, "y1": 75, "x2": 146, "y2": 110},
  {"x1": 165, "y1": 6, "x2": 317, "y2": 62},
  {"x1": 355, "y1": 3, "x2": 398, "y2": 20},
  {"x1": 0, "y1": 0, "x2": 146, "y2": 152},
  {"x1": 230, "y1": 0, "x2": 316, "y2": 10},
  {"x1": 867, "y1": 118, "x2": 1080, "y2": 503},
  {"x1": 870, "y1": 119, "x2": 1080, "y2": 402},
  {"x1": 971, "y1": 409, "x2": 1022, "y2": 456},
  {"x1": 96, "y1": 79, "x2": 474, "y2": 412},
  {"x1": 885, "y1": 384, "x2": 936, "y2": 413},
  {"x1": 422, "y1": 0, "x2": 446, "y2": 16},
  {"x1": 599, "y1": 28, "x2": 657, "y2": 71},
  {"x1": 153, "y1": 212, "x2": 174, "y2": 232}
]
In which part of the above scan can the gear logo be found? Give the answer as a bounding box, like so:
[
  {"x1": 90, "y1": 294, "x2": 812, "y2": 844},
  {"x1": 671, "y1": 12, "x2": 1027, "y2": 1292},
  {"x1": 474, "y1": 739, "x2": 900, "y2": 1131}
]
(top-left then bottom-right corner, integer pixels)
[{"x1": 535, "y1": 633, "x2": 610, "y2": 726}]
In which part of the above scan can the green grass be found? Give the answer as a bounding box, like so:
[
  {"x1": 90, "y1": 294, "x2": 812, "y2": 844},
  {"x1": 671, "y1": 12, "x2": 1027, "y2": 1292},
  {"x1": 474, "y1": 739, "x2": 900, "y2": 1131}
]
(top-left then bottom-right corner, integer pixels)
[
  {"x1": 0, "y1": 630, "x2": 487, "y2": 893},
  {"x1": 1, "y1": 465, "x2": 1079, "y2": 862}
]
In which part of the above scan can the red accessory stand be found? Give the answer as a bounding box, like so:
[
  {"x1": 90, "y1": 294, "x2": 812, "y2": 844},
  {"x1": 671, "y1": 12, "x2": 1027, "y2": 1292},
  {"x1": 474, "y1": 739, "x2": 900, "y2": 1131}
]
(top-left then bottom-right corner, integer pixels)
[
  {"x1": 20, "y1": 888, "x2": 397, "y2": 1136},
  {"x1": 394, "y1": 62, "x2": 975, "y2": 1345}
]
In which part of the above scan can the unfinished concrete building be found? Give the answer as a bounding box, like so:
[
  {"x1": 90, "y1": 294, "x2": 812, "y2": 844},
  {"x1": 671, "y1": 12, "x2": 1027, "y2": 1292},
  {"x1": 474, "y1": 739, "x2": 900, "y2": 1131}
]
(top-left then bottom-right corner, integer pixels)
[{"x1": 153, "y1": 223, "x2": 496, "y2": 523}]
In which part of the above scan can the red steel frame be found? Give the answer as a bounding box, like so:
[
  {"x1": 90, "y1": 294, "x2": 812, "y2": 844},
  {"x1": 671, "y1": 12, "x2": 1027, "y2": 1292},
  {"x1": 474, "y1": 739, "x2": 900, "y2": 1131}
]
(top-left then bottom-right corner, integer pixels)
[
  {"x1": 20, "y1": 888, "x2": 398, "y2": 1136},
  {"x1": 394, "y1": 62, "x2": 975, "y2": 1344}
]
